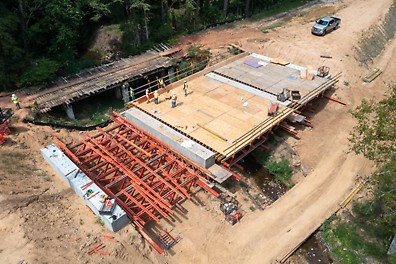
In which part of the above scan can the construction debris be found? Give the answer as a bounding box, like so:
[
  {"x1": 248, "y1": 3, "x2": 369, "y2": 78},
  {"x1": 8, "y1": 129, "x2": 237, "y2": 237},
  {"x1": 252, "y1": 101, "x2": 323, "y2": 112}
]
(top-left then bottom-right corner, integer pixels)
[
  {"x1": 220, "y1": 196, "x2": 242, "y2": 225},
  {"x1": 158, "y1": 230, "x2": 180, "y2": 250},
  {"x1": 317, "y1": 66, "x2": 330, "y2": 78},
  {"x1": 0, "y1": 108, "x2": 12, "y2": 145},
  {"x1": 363, "y1": 68, "x2": 382, "y2": 83},
  {"x1": 268, "y1": 102, "x2": 279, "y2": 116}
]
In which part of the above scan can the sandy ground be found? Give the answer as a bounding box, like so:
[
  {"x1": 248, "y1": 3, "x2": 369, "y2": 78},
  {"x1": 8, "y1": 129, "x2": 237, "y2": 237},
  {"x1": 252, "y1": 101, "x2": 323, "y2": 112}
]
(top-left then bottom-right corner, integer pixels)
[{"x1": 0, "y1": 0, "x2": 395, "y2": 263}]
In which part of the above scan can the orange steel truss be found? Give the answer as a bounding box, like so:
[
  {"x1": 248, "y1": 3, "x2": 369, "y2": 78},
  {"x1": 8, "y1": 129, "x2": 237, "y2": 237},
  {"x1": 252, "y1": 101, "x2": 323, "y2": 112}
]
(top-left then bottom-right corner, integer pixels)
[{"x1": 55, "y1": 112, "x2": 219, "y2": 253}]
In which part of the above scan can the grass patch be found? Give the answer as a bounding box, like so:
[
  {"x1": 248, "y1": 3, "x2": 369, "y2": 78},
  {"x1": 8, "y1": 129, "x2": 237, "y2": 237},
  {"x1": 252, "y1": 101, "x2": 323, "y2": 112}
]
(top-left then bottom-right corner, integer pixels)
[
  {"x1": 95, "y1": 216, "x2": 105, "y2": 226},
  {"x1": 104, "y1": 24, "x2": 121, "y2": 32},
  {"x1": 0, "y1": 152, "x2": 30, "y2": 176},
  {"x1": 261, "y1": 19, "x2": 290, "y2": 33},
  {"x1": 250, "y1": 0, "x2": 311, "y2": 21},
  {"x1": 36, "y1": 170, "x2": 52, "y2": 182},
  {"x1": 321, "y1": 201, "x2": 395, "y2": 263},
  {"x1": 266, "y1": 156, "x2": 293, "y2": 188},
  {"x1": 249, "y1": 206, "x2": 256, "y2": 211}
]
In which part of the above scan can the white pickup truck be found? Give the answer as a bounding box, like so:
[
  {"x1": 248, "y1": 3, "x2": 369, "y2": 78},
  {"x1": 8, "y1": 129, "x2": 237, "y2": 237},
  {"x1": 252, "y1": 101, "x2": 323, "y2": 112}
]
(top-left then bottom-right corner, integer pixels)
[{"x1": 311, "y1": 16, "x2": 341, "y2": 36}]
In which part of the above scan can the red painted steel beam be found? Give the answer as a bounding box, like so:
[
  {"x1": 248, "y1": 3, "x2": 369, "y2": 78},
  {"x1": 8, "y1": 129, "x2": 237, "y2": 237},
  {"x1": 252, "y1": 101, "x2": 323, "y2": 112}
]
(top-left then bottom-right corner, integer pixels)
[
  {"x1": 323, "y1": 95, "x2": 346, "y2": 105},
  {"x1": 81, "y1": 137, "x2": 174, "y2": 217},
  {"x1": 55, "y1": 138, "x2": 147, "y2": 225},
  {"x1": 220, "y1": 166, "x2": 242, "y2": 181},
  {"x1": 111, "y1": 112, "x2": 214, "y2": 177},
  {"x1": 82, "y1": 135, "x2": 167, "y2": 204},
  {"x1": 93, "y1": 131, "x2": 189, "y2": 200},
  {"x1": 196, "y1": 179, "x2": 219, "y2": 197},
  {"x1": 222, "y1": 134, "x2": 268, "y2": 169},
  {"x1": 134, "y1": 222, "x2": 164, "y2": 254},
  {"x1": 120, "y1": 189, "x2": 161, "y2": 221}
]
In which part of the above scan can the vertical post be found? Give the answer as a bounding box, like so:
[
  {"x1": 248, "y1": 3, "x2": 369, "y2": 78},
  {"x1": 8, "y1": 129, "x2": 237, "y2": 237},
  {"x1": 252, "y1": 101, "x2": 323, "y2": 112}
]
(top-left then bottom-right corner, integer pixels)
[
  {"x1": 168, "y1": 67, "x2": 175, "y2": 84},
  {"x1": 121, "y1": 84, "x2": 130, "y2": 103},
  {"x1": 64, "y1": 103, "x2": 75, "y2": 120}
]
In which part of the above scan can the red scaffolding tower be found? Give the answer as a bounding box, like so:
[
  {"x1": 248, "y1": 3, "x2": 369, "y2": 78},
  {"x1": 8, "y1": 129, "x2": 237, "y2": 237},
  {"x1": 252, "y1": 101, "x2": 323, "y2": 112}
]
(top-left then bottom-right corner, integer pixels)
[{"x1": 55, "y1": 112, "x2": 219, "y2": 253}]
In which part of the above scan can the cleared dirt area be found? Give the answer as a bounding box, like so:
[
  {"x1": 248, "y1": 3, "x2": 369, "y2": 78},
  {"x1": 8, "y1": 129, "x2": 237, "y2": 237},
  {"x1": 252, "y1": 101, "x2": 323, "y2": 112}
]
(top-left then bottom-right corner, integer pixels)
[{"x1": 1, "y1": 0, "x2": 395, "y2": 263}]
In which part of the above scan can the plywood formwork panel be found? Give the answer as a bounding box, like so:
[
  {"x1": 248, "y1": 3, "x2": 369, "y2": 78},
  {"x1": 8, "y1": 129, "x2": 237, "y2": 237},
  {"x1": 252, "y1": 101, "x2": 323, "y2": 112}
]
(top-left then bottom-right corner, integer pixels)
[
  {"x1": 226, "y1": 108, "x2": 263, "y2": 127},
  {"x1": 136, "y1": 53, "x2": 338, "y2": 157},
  {"x1": 218, "y1": 90, "x2": 255, "y2": 108},
  {"x1": 206, "y1": 84, "x2": 233, "y2": 100},
  {"x1": 189, "y1": 129, "x2": 229, "y2": 152},
  {"x1": 211, "y1": 113, "x2": 254, "y2": 137}
]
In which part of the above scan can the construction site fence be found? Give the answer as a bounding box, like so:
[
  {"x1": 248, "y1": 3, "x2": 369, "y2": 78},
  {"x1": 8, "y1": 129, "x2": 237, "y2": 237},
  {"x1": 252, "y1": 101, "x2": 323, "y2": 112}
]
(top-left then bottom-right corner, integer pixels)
[{"x1": 22, "y1": 118, "x2": 112, "y2": 131}]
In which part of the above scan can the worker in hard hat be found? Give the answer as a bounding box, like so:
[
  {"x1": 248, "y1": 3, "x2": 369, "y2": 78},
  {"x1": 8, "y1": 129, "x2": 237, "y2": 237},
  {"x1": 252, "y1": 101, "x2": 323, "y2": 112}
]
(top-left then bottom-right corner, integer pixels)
[
  {"x1": 154, "y1": 90, "x2": 159, "y2": 104},
  {"x1": 158, "y1": 78, "x2": 165, "y2": 88},
  {"x1": 145, "y1": 88, "x2": 150, "y2": 103},
  {"x1": 11, "y1": 94, "x2": 20, "y2": 110},
  {"x1": 171, "y1": 92, "x2": 177, "y2": 108},
  {"x1": 159, "y1": 77, "x2": 168, "y2": 92},
  {"x1": 183, "y1": 81, "x2": 188, "y2": 96}
]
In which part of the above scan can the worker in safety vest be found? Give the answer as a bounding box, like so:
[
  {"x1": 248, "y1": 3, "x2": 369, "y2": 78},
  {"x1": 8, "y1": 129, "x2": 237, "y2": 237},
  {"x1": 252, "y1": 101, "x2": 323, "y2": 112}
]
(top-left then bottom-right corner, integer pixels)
[
  {"x1": 154, "y1": 90, "x2": 159, "y2": 104},
  {"x1": 171, "y1": 92, "x2": 177, "y2": 108},
  {"x1": 183, "y1": 81, "x2": 188, "y2": 96},
  {"x1": 145, "y1": 89, "x2": 150, "y2": 103},
  {"x1": 159, "y1": 78, "x2": 168, "y2": 92},
  {"x1": 11, "y1": 94, "x2": 20, "y2": 110},
  {"x1": 129, "y1": 87, "x2": 135, "y2": 100},
  {"x1": 158, "y1": 78, "x2": 165, "y2": 88}
]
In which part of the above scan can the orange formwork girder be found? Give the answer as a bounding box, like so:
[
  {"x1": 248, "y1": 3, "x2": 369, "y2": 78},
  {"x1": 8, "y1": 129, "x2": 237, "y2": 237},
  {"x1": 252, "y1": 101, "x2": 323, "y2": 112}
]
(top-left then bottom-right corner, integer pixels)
[{"x1": 55, "y1": 111, "x2": 219, "y2": 253}]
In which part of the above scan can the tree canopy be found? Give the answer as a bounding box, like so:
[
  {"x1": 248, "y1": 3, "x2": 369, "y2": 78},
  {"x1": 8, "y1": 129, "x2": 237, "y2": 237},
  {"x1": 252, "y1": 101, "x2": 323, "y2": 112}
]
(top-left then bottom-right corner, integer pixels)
[{"x1": 0, "y1": 0, "x2": 306, "y2": 91}]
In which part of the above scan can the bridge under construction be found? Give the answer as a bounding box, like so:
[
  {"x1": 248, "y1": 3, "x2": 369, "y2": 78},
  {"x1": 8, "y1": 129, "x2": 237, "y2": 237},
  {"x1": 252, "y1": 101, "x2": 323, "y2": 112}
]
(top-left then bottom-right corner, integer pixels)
[{"x1": 42, "y1": 49, "x2": 340, "y2": 254}]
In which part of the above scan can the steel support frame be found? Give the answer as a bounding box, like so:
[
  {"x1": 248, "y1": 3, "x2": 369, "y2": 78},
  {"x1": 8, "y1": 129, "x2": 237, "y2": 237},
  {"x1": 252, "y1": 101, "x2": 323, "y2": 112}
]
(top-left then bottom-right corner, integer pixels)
[
  {"x1": 222, "y1": 133, "x2": 270, "y2": 169},
  {"x1": 55, "y1": 112, "x2": 219, "y2": 254}
]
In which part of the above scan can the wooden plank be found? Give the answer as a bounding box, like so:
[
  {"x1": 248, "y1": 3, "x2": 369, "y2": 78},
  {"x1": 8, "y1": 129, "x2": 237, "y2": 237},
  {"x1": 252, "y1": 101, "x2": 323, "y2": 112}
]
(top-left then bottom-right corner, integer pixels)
[
  {"x1": 363, "y1": 68, "x2": 382, "y2": 83},
  {"x1": 270, "y1": 58, "x2": 290, "y2": 66}
]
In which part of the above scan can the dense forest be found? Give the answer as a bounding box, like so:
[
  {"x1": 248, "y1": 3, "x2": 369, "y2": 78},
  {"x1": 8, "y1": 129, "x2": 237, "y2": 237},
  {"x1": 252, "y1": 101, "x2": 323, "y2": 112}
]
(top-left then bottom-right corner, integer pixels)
[{"x1": 0, "y1": 0, "x2": 302, "y2": 91}]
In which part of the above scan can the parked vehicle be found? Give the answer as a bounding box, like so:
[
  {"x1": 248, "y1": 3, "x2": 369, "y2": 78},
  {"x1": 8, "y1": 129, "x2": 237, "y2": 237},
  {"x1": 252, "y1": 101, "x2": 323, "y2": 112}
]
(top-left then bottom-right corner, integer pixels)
[{"x1": 311, "y1": 16, "x2": 341, "y2": 36}]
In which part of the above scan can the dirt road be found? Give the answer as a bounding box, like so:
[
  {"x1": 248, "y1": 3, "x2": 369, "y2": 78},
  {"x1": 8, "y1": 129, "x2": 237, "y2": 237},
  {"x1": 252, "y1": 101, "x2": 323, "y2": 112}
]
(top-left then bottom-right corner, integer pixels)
[
  {"x1": 168, "y1": 0, "x2": 395, "y2": 263},
  {"x1": 0, "y1": 0, "x2": 395, "y2": 263}
]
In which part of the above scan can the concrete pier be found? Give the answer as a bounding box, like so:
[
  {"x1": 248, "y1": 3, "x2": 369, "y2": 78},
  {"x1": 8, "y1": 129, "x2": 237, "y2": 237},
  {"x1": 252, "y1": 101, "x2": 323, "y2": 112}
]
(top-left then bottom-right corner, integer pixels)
[{"x1": 64, "y1": 104, "x2": 75, "y2": 120}]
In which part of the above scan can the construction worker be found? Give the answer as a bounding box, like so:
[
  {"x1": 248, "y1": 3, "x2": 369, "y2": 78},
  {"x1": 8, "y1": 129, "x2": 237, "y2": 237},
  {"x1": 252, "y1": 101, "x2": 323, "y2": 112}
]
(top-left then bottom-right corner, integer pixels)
[
  {"x1": 11, "y1": 94, "x2": 20, "y2": 110},
  {"x1": 159, "y1": 78, "x2": 168, "y2": 92},
  {"x1": 145, "y1": 88, "x2": 150, "y2": 103},
  {"x1": 183, "y1": 81, "x2": 188, "y2": 96},
  {"x1": 171, "y1": 92, "x2": 177, "y2": 108},
  {"x1": 154, "y1": 90, "x2": 159, "y2": 104},
  {"x1": 158, "y1": 78, "x2": 165, "y2": 88},
  {"x1": 129, "y1": 87, "x2": 135, "y2": 100}
]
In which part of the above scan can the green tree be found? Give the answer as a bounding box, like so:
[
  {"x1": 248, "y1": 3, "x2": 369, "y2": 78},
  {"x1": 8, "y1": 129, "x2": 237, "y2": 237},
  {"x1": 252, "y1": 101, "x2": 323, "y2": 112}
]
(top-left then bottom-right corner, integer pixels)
[
  {"x1": 349, "y1": 85, "x2": 396, "y2": 164},
  {"x1": 0, "y1": 2, "x2": 25, "y2": 90}
]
